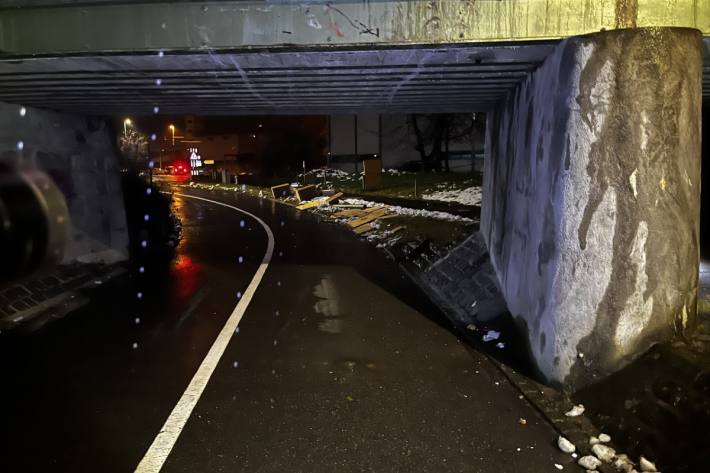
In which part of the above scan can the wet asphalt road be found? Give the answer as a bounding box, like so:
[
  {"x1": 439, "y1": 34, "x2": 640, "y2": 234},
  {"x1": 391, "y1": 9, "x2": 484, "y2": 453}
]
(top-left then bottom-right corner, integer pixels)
[{"x1": 0, "y1": 187, "x2": 571, "y2": 473}]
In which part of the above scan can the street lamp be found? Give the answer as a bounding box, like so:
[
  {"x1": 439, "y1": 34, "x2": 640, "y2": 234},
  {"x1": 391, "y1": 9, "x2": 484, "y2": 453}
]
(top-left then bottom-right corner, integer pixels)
[
  {"x1": 169, "y1": 124, "x2": 175, "y2": 146},
  {"x1": 123, "y1": 118, "x2": 132, "y2": 136}
]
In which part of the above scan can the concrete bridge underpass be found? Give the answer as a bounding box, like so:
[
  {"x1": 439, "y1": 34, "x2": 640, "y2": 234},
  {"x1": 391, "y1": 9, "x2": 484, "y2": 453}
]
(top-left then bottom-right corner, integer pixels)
[{"x1": 0, "y1": 0, "x2": 709, "y2": 389}]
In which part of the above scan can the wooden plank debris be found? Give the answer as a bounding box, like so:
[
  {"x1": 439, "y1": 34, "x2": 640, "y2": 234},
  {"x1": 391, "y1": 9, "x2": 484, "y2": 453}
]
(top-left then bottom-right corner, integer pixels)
[
  {"x1": 270, "y1": 183, "x2": 290, "y2": 200},
  {"x1": 326, "y1": 192, "x2": 343, "y2": 204},
  {"x1": 296, "y1": 199, "x2": 327, "y2": 210},
  {"x1": 353, "y1": 223, "x2": 375, "y2": 235},
  {"x1": 333, "y1": 209, "x2": 368, "y2": 218},
  {"x1": 348, "y1": 208, "x2": 388, "y2": 228},
  {"x1": 295, "y1": 191, "x2": 344, "y2": 211}
]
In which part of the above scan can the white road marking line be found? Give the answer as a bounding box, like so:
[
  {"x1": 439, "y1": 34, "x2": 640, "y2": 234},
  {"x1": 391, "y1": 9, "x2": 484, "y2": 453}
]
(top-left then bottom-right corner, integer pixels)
[{"x1": 135, "y1": 193, "x2": 275, "y2": 473}]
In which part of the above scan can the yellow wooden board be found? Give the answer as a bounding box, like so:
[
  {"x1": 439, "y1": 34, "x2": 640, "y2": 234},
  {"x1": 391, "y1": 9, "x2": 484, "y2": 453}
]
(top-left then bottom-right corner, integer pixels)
[
  {"x1": 296, "y1": 199, "x2": 326, "y2": 210},
  {"x1": 333, "y1": 209, "x2": 368, "y2": 218},
  {"x1": 353, "y1": 223, "x2": 374, "y2": 235},
  {"x1": 348, "y1": 208, "x2": 387, "y2": 228}
]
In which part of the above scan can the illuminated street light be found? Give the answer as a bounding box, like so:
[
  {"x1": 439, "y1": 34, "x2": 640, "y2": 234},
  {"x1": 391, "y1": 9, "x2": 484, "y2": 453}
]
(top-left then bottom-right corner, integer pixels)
[
  {"x1": 123, "y1": 118, "x2": 132, "y2": 136},
  {"x1": 169, "y1": 124, "x2": 175, "y2": 146}
]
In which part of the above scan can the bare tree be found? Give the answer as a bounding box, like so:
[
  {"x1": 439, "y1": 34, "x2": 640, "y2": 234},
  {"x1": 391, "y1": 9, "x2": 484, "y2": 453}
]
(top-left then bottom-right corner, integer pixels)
[
  {"x1": 408, "y1": 113, "x2": 485, "y2": 172},
  {"x1": 119, "y1": 129, "x2": 149, "y2": 164}
]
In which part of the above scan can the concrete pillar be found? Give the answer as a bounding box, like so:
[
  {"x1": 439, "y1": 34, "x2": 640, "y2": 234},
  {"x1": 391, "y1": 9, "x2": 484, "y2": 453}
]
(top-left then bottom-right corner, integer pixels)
[{"x1": 481, "y1": 28, "x2": 702, "y2": 390}]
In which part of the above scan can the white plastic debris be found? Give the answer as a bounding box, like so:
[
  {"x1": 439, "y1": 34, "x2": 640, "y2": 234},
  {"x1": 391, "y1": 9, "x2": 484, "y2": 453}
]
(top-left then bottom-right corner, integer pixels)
[
  {"x1": 598, "y1": 433, "x2": 611, "y2": 443},
  {"x1": 591, "y1": 443, "x2": 616, "y2": 463},
  {"x1": 496, "y1": 342, "x2": 505, "y2": 349},
  {"x1": 554, "y1": 464, "x2": 563, "y2": 470},
  {"x1": 578, "y1": 455, "x2": 602, "y2": 470},
  {"x1": 557, "y1": 436, "x2": 576, "y2": 453},
  {"x1": 565, "y1": 404, "x2": 585, "y2": 417},
  {"x1": 482, "y1": 330, "x2": 500, "y2": 342},
  {"x1": 639, "y1": 456, "x2": 657, "y2": 472}
]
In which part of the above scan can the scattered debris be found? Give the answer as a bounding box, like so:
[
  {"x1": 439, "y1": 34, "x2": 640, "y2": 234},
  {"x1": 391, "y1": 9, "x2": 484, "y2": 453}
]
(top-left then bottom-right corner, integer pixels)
[
  {"x1": 565, "y1": 404, "x2": 585, "y2": 417},
  {"x1": 591, "y1": 443, "x2": 616, "y2": 463},
  {"x1": 598, "y1": 433, "x2": 611, "y2": 443},
  {"x1": 495, "y1": 342, "x2": 505, "y2": 349},
  {"x1": 482, "y1": 330, "x2": 500, "y2": 342},
  {"x1": 557, "y1": 436, "x2": 576, "y2": 453},
  {"x1": 578, "y1": 455, "x2": 602, "y2": 470},
  {"x1": 466, "y1": 323, "x2": 477, "y2": 331},
  {"x1": 554, "y1": 464, "x2": 564, "y2": 470},
  {"x1": 639, "y1": 456, "x2": 658, "y2": 472}
]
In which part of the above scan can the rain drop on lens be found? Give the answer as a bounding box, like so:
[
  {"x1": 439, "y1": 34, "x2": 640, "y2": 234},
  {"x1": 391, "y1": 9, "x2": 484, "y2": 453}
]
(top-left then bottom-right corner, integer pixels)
[
  {"x1": 150, "y1": 133, "x2": 157, "y2": 141},
  {"x1": 146, "y1": 188, "x2": 152, "y2": 195},
  {"x1": 132, "y1": 342, "x2": 138, "y2": 350},
  {"x1": 158, "y1": 50, "x2": 164, "y2": 57},
  {"x1": 141, "y1": 240, "x2": 148, "y2": 248},
  {"x1": 237, "y1": 291, "x2": 242, "y2": 299},
  {"x1": 236, "y1": 327, "x2": 240, "y2": 334},
  {"x1": 135, "y1": 317, "x2": 140, "y2": 324},
  {"x1": 144, "y1": 214, "x2": 150, "y2": 222},
  {"x1": 139, "y1": 266, "x2": 145, "y2": 273},
  {"x1": 137, "y1": 292, "x2": 143, "y2": 299},
  {"x1": 233, "y1": 361, "x2": 239, "y2": 368},
  {"x1": 19, "y1": 106, "x2": 26, "y2": 117},
  {"x1": 153, "y1": 106, "x2": 160, "y2": 114},
  {"x1": 240, "y1": 220, "x2": 245, "y2": 228},
  {"x1": 16, "y1": 141, "x2": 24, "y2": 151},
  {"x1": 155, "y1": 78, "x2": 162, "y2": 86},
  {"x1": 238, "y1": 256, "x2": 243, "y2": 264}
]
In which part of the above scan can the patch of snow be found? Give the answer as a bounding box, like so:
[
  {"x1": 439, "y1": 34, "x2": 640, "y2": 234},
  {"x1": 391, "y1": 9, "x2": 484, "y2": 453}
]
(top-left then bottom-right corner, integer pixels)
[
  {"x1": 558, "y1": 436, "x2": 576, "y2": 453},
  {"x1": 578, "y1": 456, "x2": 602, "y2": 470},
  {"x1": 341, "y1": 198, "x2": 474, "y2": 223},
  {"x1": 422, "y1": 185, "x2": 482, "y2": 206},
  {"x1": 565, "y1": 404, "x2": 585, "y2": 417},
  {"x1": 591, "y1": 444, "x2": 615, "y2": 463}
]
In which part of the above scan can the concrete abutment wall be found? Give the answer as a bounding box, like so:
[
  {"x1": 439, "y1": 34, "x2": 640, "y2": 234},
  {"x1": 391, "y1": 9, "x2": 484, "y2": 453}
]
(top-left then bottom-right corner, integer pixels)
[{"x1": 482, "y1": 27, "x2": 702, "y2": 390}]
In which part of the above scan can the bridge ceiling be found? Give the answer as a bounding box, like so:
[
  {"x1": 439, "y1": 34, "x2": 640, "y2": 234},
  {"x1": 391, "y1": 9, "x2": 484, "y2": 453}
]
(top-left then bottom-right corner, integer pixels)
[{"x1": 0, "y1": 44, "x2": 553, "y2": 115}]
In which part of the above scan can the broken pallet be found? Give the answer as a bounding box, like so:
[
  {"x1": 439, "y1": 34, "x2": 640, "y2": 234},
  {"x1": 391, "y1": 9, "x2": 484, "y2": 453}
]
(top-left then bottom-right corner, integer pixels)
[
  {"x1": 270, "y1": 183, "x2": 290, "y2": 200},
  {"x1": 294, "y1": 185, "x2": 317, "y2": 202}
]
